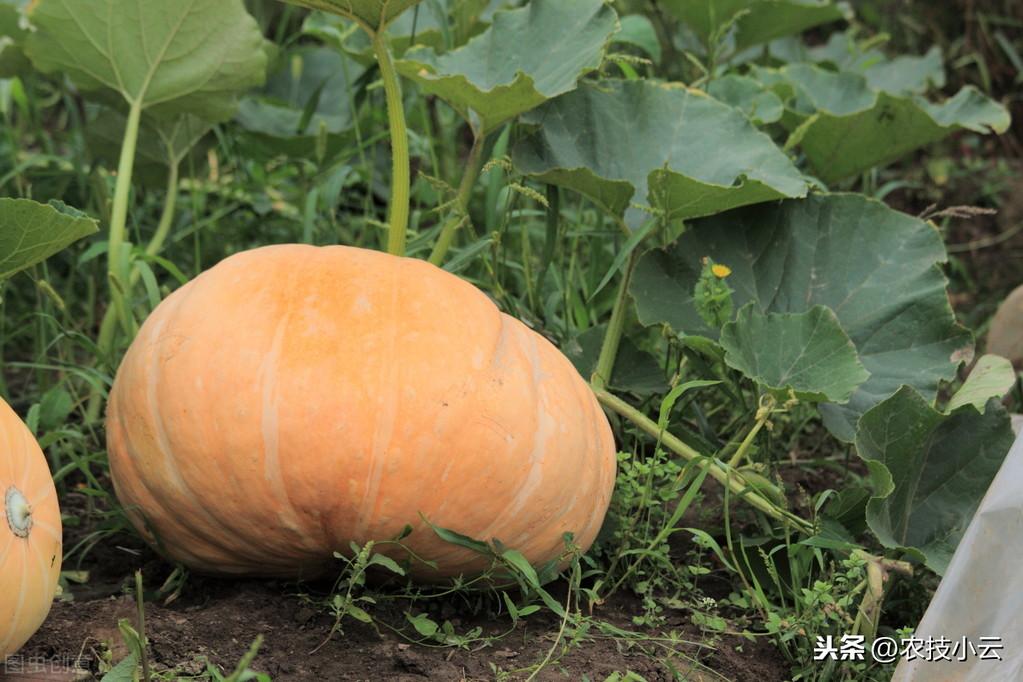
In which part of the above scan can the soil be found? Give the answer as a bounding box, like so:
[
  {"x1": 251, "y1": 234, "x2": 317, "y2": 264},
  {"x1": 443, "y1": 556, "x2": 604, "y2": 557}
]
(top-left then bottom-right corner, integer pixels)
[{"x1": 11, "y1": 529, "x2": 791, "y2": 682}]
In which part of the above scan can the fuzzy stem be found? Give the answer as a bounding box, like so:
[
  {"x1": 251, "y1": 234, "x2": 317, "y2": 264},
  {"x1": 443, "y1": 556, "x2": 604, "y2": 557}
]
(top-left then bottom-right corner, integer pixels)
[
  {"x1": 372, "y1": 31, "x2": 411, "y2": 257},
  {"x1": 591, "y1": 251, "x2": 638, "y2": 390},
  {"x1": 594, "y1": 388, "x2": 814, "y2": 533},
  {"x1": 429, "y1": 130, "x2": 486, "y2": 266}
]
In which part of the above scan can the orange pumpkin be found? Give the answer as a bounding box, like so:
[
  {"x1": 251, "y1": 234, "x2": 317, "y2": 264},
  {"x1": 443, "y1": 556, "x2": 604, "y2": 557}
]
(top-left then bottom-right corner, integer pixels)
[
  {"x1": 107, "y1": 245, "x2": 616, "y2": 579},
  {"x1": 1, "y1": 398, "x2": 62, "y2": 657}
]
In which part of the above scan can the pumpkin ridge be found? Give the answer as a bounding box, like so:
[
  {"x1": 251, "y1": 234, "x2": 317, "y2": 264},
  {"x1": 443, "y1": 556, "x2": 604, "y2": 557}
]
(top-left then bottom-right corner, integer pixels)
[
  {"x1": 145, "y1": 300, "x2": 268, "y2": 561},
  {"x1": 258, "y1": 308, "x2": 308, "y2": 543},
  {"x1": 355, "y1": 252, "x2": 403, "y2": 540},
  {"x1": 0, "y1": 551, "x2": 29, "y2": 653}
]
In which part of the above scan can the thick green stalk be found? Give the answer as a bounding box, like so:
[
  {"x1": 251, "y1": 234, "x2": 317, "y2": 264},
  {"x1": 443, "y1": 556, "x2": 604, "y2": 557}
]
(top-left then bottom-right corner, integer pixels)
[
  {"x1": 429, "y1": 131, "x2": 486, "y2": 266},
  {"x1": 591, "y1": 251, "x2": 638, "y2": 390},
  {"x1": 88, "y1": 158, "x2": 180, "y2": 423},
  {"x1": 371, "y1": 31, "x2": 411, "y2": 257},
  {"x1": 594, "y1": 388, "x2": 814, "y2": 533},
  {"x1": 106, "y1": 100, "x2": 143, "y2": 338}
]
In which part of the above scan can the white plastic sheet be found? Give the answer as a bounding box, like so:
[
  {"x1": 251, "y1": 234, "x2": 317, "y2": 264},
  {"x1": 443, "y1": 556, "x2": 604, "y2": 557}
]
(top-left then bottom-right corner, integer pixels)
[{"x1": 892, "y1": 426, "x2": 1023, "y2": 681}]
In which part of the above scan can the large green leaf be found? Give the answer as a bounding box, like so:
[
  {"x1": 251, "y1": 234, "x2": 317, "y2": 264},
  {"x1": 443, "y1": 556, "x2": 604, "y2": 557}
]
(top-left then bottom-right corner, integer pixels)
[
  {"x1": 856, "y1": 386, "x2": 1013, "y2": 574},
  {"x1": 946, "y1": 355, "x2": 1016, "y2": 413},
  {"x1": 86, "y1": 109, "x2": 212, "y2": 186},
  {"x1": 25, "y1": 0, "x2": 268, "y2": 122},
  {"x1": 630, "y1": 193, "x2": 972, "y2": 441},
  {"x1": 280, "y1": 0, "x2": 423, "y2": 31},
  {"x1": 513, "y1": 79, "x2": 807, "y2": 227},
  {"x1": 662, "y1": 0, "x2": 851, "y2": 51},
  {"x1": 707, "y1": 74, "x2": 783, "y2": 124},
  {"x1": 0, "y1": 198, "x2": 99, "y2": 280},
  {"x1": 236, "y1": 46, "x2": 365, "y2": 158},
  {"x1": 719, "y1": 304, "x2": 869, "y2": 403},
  {"x1": 754, "y1": 63, "x2": 1010, "y2": 183},
  {"x1": 801, "y1": 33, "x2": 946, "y2": 96},
  {"x1": 305, "y1": 1, "x2": 493, "y2": 63},
  {"x1": 565, "y1": 324, "x2": 669, "y2": 396},
  {"x1": 395, "y1": 0, "x2": 618, "y2": 134}
]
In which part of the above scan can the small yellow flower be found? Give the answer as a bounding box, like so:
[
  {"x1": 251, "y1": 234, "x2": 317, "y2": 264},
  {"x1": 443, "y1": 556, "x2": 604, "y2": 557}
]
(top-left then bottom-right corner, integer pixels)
[{"x1": 711, "y1": 264, "x2": 732, "y2": 279}]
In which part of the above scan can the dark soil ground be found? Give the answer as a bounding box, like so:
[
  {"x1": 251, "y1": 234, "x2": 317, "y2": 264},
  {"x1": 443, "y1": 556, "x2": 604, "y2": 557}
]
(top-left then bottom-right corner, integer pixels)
[{"x1": 12, "y1": 538, "x2": 791, "y2": 681}]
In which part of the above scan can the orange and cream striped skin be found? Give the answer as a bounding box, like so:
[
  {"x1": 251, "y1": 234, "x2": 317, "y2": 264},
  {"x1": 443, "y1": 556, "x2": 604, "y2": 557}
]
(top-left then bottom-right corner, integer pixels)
[
  {"x1": 107, "y1": 245, "x2": 616, "y2": 579},
  {"x1": 1, "y1": 398, "x2": 62, "y2": 657}
]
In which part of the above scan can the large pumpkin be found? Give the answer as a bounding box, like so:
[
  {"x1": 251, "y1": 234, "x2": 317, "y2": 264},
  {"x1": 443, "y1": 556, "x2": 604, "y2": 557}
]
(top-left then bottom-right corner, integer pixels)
[
  {"x1": 107, "y1": 245, "x2": 616, "y2": 579},
  {"x1": 1, "y1": 398, "x2": 62, "y2": 657}
]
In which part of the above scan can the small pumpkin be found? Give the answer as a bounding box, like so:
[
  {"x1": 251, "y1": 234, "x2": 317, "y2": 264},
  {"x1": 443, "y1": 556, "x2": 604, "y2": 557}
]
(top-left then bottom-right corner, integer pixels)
[
  {"x1": 107, "y1": 245, "x2": 616, "y2": 578},
  {"x1": 1, "y1": 397, "x2": 62, "y2": 657}
]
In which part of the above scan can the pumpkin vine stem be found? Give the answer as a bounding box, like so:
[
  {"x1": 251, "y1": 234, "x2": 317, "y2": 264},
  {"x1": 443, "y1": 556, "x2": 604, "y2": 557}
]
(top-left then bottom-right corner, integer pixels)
[
  {"x1": 593, "y1": 388, "x2": 814, "y2": 534},
  {"x1": 429, "y1": 129, "x2": 487, "y2": 266},
  {"x1": 371, "y1": 30, "x2": 411, "y2": 257},
  {"x1": 105, "y1": 100, "x2": 143, "y2": 343},
  {"x1": 591, "y1": 250, "x2": 639, "y2": 390}
]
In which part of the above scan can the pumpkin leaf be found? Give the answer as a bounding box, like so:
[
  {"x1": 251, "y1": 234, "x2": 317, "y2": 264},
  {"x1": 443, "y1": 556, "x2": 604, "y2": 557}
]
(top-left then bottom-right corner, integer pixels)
[
  {"x1": 25, "y1": 0, "x2": 268, "y2": 122},
  {"x1": 565, "y1": 324, "x2": 669, "y2": 396},
  {"x1": 855, "y1": 386, "x2": 1014, "y2": 574},
  {"x1": 513, "y1": 79, "x2": 808, "y2": 227},
  {"x1": 615, "y1": 15, "x2": 662, "y2": 63},
  {"x1": 236, "y1": 46, "x2": 366, "y2": 159},
  {"x1": 946, "y1": 354, "x2": 1016, "y2": 413},
  {"x1": 630, "y1": 193, "x2": 972, "y2": 441},
  {"x1": 395, "y1": 0, "x2": 618, "y2": 134},
  {"x1": 661, "y1": 0, "x2": 852, "y2": 52},
  {"x1": 707, "y1": 74, "x2": 784, "y2": 124},
  {"x1": 0, "y1": 198, "x2": 99, "y2": 280},
  {"x1": 305, "y1": 0, "x2": 491, "y2": 63},
  {"x1": 719, "y1": 304, "x2": 870, "y2": 403},
  {"x1": 280, "y1": 0, "x2": 423, "y2": 32},
  {"x1": 86, "y1": 109, "x2": 212, "y2": 186},
  {"x1": 754, "y1": 63, "x2": 1010, "y2": 183}
]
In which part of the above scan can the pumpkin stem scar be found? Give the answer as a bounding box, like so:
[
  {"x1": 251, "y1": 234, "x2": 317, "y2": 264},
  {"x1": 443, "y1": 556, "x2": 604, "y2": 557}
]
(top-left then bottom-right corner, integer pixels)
[{"x1": 5, "y1": 486, "x2": 33, "y2": 539}]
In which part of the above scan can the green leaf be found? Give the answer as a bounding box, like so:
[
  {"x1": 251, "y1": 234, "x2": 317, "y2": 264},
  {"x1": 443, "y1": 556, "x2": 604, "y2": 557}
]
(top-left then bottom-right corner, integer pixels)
[
  {"x1": 947, "y1": 354, "x2": 1016, "y2": 413},
  {"x1": 0, "y1": 198, "x2": 99, "y2": 280},
  {"x1": 630, "y1": 193, "x2": 972, "y2": 441},
  {"x1": 661, "y1": 0, "x2": 852, "y2": 51},
  {"x1": 855, "y1": 386, "x2": 1014, "y2": 574},
  {"x1": 367, "y1": 553, "x2": 406, "y2": 575},
  {"x1": 25, "y1": 0, "x2": 268, "y2": 122},
  {"x1": 707, "y1": 74, "x2": 783, "y2": 124},
  {"x1": 281, "y1": 0, "x2": 423, "y2": 32},
  {"x1": 425, "y1": 520, "x2": 492, "y2": 556},
  {"x1": 565, "y1": 324, "x2": 668, "y2": 396},
  {"x1": 395, "y1": 0, "x2": 618, "y2": 134},
  {"x1": 754, "y1": 63, "x2": 1010, "y2": 183},
  {"x1": 797, "y1": 32, "x2": 946, "y2": 96},
  {"x1": 615, "y1": 14, "x2": 662, "y2": 63},
  {"x1": 100, "y1": 654, "x2": 138, "y2": 682},
  {"x1": 501, "y1": 549, "x2": 540, "y2": 589},
  {"x1": 406, "y1": 612, "x2": 440, "y2": 637},
  {"x1": 720, "y1": 304, "x2": 869, "y2": 402},
  {"x1": 306, "y1": 1, "x2": 491, "y2": 63},
  {"x1": 236, "y1": 46, "x2": 365, "y2": 158},
  {"x1": 86, "y1": 108, "x2": 212, "y2": 185},
  {"x1": 513, "y1": 79, "x2": 807, "y2": 227}
]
